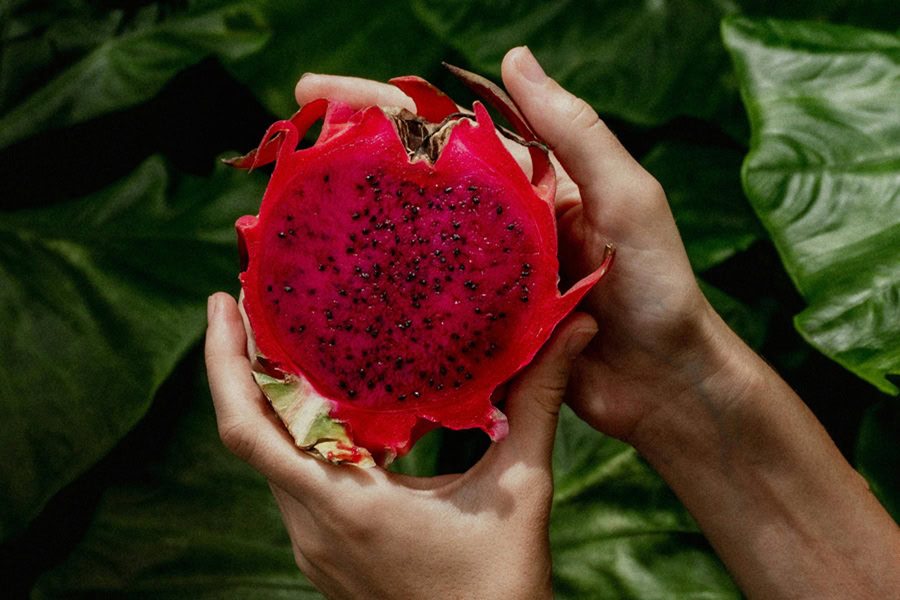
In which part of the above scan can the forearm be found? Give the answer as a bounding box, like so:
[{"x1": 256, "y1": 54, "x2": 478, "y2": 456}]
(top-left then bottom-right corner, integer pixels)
[{"x1": 630, "y1": 306, "x2": 900, "y2": 600}]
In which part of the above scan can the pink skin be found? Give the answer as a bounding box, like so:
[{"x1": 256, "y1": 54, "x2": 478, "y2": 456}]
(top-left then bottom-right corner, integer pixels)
[{"x1": 207, "y1": 47, "x2": 900, "y2": 599}]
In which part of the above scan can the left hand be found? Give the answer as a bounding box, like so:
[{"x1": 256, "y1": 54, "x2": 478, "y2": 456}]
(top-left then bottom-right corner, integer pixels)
[{"x1": 205, "y1": 292, "x2": 597, "y2": 600}]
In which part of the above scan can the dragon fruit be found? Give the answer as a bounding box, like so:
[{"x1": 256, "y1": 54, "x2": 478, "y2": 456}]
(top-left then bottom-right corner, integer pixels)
[{"x1": 228, "y1": 66, "x2": 614, "y2": 467}]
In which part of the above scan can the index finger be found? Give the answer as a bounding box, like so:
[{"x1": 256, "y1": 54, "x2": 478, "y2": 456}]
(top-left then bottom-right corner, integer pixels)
[{"x1": 295, "y1": 74, "x2": 416, "y2": 112}]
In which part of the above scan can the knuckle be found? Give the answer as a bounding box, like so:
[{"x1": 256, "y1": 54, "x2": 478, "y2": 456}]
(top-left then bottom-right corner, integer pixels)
[
  {"x1": 641, "y1": 173, "x2": 667, "y2": 205},
  {"x1": 219, "y1": 419, "x2": 258, "y2": 463},
  {"x1": 567, "y1": 97, "x2": 603, "y2": 135},
  {"x1": 507, "y1": 463, "x2": 554, "y2": 501}
]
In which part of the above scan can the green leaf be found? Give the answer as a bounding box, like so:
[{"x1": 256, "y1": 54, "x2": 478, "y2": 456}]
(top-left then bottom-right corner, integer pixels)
[
  {"x1": 0, "y1": 2, "x2": 268, "y2": 150},
  {"x1": 411, "y1": 0, "x2": 740, "y2": 128},
  {"x1": 411, "y1": 1, "x2": 900, "y2": 134},
  {"x1": 0, "y1": 158, "x2": 266, "y2": 540},
  {"x1": 641, "y1": 142, "x2": 765, "y2": 272},
  {"x1": 31, "y1": 353, "x2": 323, "y2": 599},
  {"x1": 224, "y1": 0, "x2": 446, "y2": 118},
  {"x1": 551, "y1": 407, "x2": 740, "y2": 598},
  {"x1": 723, "y1": 17, "x2": 900, "y2": 394},
  {"x1": 855, "y1": 399, "x2": 900, "y2": 523},
  {"x1": 387, "y1": 429, "x2": 443, "y2": 477}
]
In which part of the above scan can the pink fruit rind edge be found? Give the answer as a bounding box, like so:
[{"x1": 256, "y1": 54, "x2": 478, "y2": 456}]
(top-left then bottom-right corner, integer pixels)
[{"x1": 229, "y1": 73, "x2": 615, "y2": 467}]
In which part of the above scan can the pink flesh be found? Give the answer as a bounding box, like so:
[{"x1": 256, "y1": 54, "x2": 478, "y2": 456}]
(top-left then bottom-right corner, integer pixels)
[{"x1": 236, "y1": 92, "x2": 613, "y2": 460}]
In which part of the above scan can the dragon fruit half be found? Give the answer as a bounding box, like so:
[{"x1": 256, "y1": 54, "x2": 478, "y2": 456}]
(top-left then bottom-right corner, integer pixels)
[{"x1": 228, "y1": 66, "x2": 614, "y2": 467}]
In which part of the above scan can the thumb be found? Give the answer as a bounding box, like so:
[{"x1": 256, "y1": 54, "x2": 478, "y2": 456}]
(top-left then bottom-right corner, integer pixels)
[
  {"x1": 500, "y1": 312, "x2": 598, "y2": 466},
  {"x1": 500, "y1": 46, "x2": 652, "y2": 219}
]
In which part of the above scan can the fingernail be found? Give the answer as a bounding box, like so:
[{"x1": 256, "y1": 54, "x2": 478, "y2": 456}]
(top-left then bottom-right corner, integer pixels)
[
  {"x1": 516, "y1": 46, "x2": 547, "y2": 84},
  {"x1": 566, "y1": 326, "x2": 598, "y2": 357},
  {"x1": 207, "y1": 295, "x2": 219, "y2": 323}
]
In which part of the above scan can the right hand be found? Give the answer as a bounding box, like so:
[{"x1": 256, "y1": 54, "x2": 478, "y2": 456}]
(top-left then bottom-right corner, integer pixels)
[
  {"x1": 295, "y1": 47, "x2": 746, "y2": 449},
  {"x1": 498, "y1": 47, "x2": 744, "y2": 445}
]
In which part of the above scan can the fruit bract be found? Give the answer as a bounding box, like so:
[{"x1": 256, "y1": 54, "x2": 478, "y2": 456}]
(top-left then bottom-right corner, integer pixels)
[{"x1": 229, "y1": 67, "x2": 614, "y2": 467}]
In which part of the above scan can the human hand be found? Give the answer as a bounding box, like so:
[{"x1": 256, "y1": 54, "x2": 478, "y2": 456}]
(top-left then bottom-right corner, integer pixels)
[
  {"x1": 295, "y1": 49, "x2": 736, "y2": 448},
  {"x1": 205, "y1": 292, "x2": 597, "y2": 600}
]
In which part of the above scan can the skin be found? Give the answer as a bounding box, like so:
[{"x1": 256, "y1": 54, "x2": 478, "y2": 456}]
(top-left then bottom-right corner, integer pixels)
[{"x1": 206, "y1": 47, "x2": 900, "y2": 600}]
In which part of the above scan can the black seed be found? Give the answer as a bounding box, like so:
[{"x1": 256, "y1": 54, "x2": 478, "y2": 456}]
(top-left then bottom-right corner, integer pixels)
[
  {"x1": 465, "y1": 373, "x2": 473, "y2": 380},
  {"x1": 288, "y1": 229, "x2": 295, "y2": 235},
  {"x1": 453, "y1": 249, "x2": 461, "y2": 257},
  {"x1": 451, "y1": 234, "x2": 461, "y2": 241},
  {"x1": 283, "y1": 285, "x2": 293, "y2": 293},
  {"x1": 347, "y1": 390, "x2": 356, "y2": 398},
  {"x1": 398, "y1": 394, "x2": 407, "y2": 401},
  {"x1": 385, "y1": 384, "x2": 393, "y2": 392},
  {"x1": 267, "y1": 285, "x2": 273, "y2": 291},
  {"x1": 362, "y1": 228, "x2": 370, "y2": 235},
  {"x1": 289, "y1": 326, "x2": 295, "y2": 333},
  {"x1": 367, "y1": 380, "x2": 376, "y2": 389},
  {"x1": 286, "y1": 216, "x2": 293, "y2": 221},
  {"x1": 496, "y1": 206, "x2": 503, "y2": 215},
  {"x1": 456, "y1": 366, "x2": 464, "y2": 373},
  {"x1": 278, "y1": 231, "x2": 286, "y2": 238},
  {"x1": 454, "y1": 381, "x2": 462, "y2": 388},
  {"x1": 468, "y1": 185, "x2": 477, "y2": 192},
  {"x1": 298, "y1": 325, "x2": 306, "y2": 333},
  {"x1": 418, "y1": 187, "x2": 425, "y2": 195},
  {"x1": 325, "y1": 310, "x2": 333, "y2": 320},
  {"x1": 444, "y1": 186, "x2": 453, "y2": 194},
  {"x1": 339, "y1": 381, "x2": 347, "y2": 389},
  {"x1": 328, "y1": 256, "x2": 335, "y2": 262},
  {"x1": 324, "y1": 174, "x2": 330, "y2": 182},
  {"x1": 437, "y1": 383, "x2": 444, "y2": 391},
  {"x1": 507, "y1": 223, "x2": 515, "y2": 230},
  {"x1": 366, "y1": 174, "x2": 374, "y2": 181},
  {"x1": 413, "y1": 391, "x2": 421, "y2": 398},
  {"x1": 440, "y1": 366, "x2": 448, "y2": 375},
  {"x1": 467, "y1": 340, "x2": 476, "y2": 348},
  {"x1": 474, "y1": 307, "x2": 481, "y2": 314},
  {"x1": 318, "y1": 264, "x2": 326, "y2": 271},
  {"x1": 472, "y1": 197, "x2": 480, "y2": 205},
  {"x1": 447, "y1": 355, "x2": 456, "y2": 362},
  {"x1": 521, "y1": 295, "x2": 529, "y2": 302},
  {"x1": 452, "y1": 222, "x2": 460, "y2": 229},
  {"x1": 346, "y1": 247, "x2": 355, "y2": 254}
]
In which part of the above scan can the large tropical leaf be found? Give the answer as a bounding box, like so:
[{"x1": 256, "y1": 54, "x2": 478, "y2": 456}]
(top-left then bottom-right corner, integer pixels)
[
  {"x1": 0, "y1": 1, "x2": 268, "y2": 149},
  {"x1": 551, "y1": 407, "x2": 740, "y2": 598},
  {"x1": 723, "y1": 17, "x2": 900, "y2": 394},
  {"x1": 0, "y1": 158, "x2": 265, "y2": 540},
  {"x1": 31, "y1": 353, "x2": 322, "y2": 599},
  {"x1": 411, "y1": 0, "x2": 900, "y2": 135},
  {"x1": 411, "y1": 0, "x2": 740, "y2": 129},
  {"x1": 224, "y1": 0, "x2": 446, "y2": 118}
]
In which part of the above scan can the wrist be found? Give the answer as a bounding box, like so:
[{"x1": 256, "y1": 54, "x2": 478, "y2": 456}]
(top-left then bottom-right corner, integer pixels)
[{"x1": 625, "y1": 298, "x2": 765, "y2": 464}]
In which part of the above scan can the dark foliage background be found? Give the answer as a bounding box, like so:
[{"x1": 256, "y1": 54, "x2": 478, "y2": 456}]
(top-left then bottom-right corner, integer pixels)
[{"x1": 1, "y1": 1, "x2": 897, "y2": 598}]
